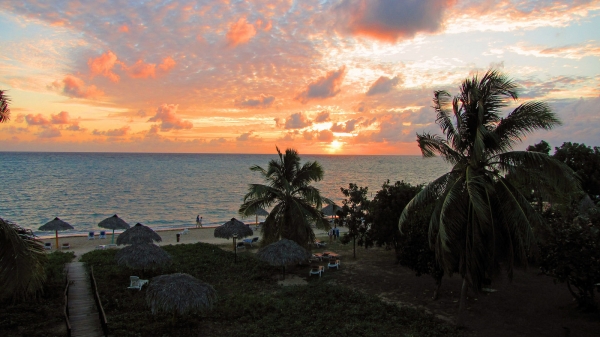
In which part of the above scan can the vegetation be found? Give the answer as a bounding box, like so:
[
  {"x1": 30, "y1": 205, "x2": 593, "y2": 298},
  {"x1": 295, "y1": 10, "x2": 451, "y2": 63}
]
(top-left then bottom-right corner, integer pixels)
[
  {"x1": 80, "y1": 242, "x2": 461, "y2": 337},
  {"x1": 336, "y1": 183, "x2": 370, "y2": 258},
  {"x1": 398, "y1": 69, "x2": 578, "y2": 326},
  {"x1": 0, "y1": 89, "x2": 10, "y2": 123},
  {"x1": 0, "y1": 218, "x2": 47, "y2": 302},
  {"x1": 0, "y1": 251, "x2": 74, "y2": 336},
  {"x1": 239, "y1": 147, "x2": 330, "y2": 248},
  {"x1": 553, "y1": 142, "x2": 600, "y2": 202}
]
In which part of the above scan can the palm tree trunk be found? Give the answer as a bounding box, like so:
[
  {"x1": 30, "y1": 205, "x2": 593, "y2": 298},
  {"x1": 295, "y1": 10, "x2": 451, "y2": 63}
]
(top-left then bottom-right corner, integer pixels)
[{"x1": 457, "y1": 277, "x2": 468, "y2": 327}]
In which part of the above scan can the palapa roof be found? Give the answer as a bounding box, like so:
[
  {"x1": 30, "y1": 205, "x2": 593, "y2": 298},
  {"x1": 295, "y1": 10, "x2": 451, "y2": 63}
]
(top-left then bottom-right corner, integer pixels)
[
  {"x1": 116, "y1": 223, "x2": 162, "y2": 245},
  {"x1": 256, "y1": 239, "x2": 311, "y2": 266},
  {"x1": 146, "y1": 273, "x2": 217, "y2": 315},
  {"x1": 321, "y1": 204, "x2": 342, "y2": 216},
  {"x1": 39, "y1": 217, "x2": 74, "y2": 231},
  {"x1": 214, "y1": 218, "x2": 253, "y2": 239},
  {"x1": 255, "y1": 208, "x2": 269, "y2": 216},
  {"x1": 98, "y1": 214, "x2": 130, "y2": 230},
  {"x1": 115, "y1": 243, "x2": 172, "y2": 270}
]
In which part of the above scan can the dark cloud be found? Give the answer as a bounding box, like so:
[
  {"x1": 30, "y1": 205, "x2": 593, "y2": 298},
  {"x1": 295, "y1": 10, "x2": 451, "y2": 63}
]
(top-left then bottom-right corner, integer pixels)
[
  {"x1": 331, "y1": 118, "x2": 360, "y2": 133},
  {"x1": 366, "y1": 76, "x2": 401, "y2": 96},
  {"x1": 284, "y1": 112, "x2": 312, "y2": 129},
  {"x1": 334, "y1": 0, "x2": 453, "y2": 42},
  {"x1": 314, "y1": 111, "x2": 330, "y2": 122},
  {"x1": 236, "y1": 131, "x2": 259, "y2": 142},
  {"x1": 92, "y1": 126, "x2": 130, "y2": 137},
  {"x1": 237, "y1": 95, "x2": 275, "y2": 108},
  {"x1": 296, "y1": 66, "x2": 346, "y2": 104}
]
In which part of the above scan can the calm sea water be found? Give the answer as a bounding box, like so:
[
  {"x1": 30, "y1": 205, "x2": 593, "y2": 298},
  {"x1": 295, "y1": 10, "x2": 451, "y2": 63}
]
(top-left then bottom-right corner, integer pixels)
[{"x1": 0, "y1": 152, "x2": 450, "y2": 237}]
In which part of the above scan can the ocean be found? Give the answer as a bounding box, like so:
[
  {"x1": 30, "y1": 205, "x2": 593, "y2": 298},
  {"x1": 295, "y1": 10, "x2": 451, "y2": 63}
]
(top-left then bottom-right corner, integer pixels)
[{"x1": 0, "y1": 152, "x2": 450, "y2": 237}]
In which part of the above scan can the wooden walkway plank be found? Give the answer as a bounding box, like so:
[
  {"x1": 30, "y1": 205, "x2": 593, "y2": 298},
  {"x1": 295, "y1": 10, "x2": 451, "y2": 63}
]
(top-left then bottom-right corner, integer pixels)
[{"x1": 67, "y1": 262, "x2": 105, "y2": 337}]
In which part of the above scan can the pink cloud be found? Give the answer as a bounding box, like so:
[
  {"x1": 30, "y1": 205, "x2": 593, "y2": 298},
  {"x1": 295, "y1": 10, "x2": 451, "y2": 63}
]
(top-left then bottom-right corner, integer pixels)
[
  {"x1": 118, "y1": 25, "x2": 129, "y2": 33},
  {"x1": 237, "y1": 94, "x2": 275, "y2": 108},
  {"x1": 126, "y1": 60, "x2": 156, "y2": 79},
  {"x1": 25, "y1": 114, "x2": 49, "y2": 125},
  {"x1": 88, "y1": 51, "x2": 120, "y2": 82},
  {"x1": 226, "y1": 17, "x2": 257, "y2": 47},
  {"x1": 62, "y1": 75, "x2": 103, "y2": 99},
  {"x1": 147, "y1": 104, "x2": 193, "y2": 131},
  {"x1": 296, "y1": 66, "x2": 346, "y2": 104},
  {"x1": 51, "y1": 111, "x2": 72, "y2": 124},
  {"x1": 335, "y1": 0, "x2": 455, "y2": 42},
  {"x1": 158, "y1": 57, "x2": 176, "y2": 72}
]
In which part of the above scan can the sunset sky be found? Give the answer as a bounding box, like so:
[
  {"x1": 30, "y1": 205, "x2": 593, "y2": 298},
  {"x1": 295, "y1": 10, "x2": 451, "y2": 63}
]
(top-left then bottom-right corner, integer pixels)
[{"x1": 0, "y1": 0, "x2": 598, "y2": 155}]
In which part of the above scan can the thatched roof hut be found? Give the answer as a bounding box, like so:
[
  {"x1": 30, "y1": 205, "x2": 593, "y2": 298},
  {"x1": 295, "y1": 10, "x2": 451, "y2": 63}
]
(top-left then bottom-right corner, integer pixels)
[
  {"x1": 214, "y1": 218, "x2": 253, "y2": 239},
  {"x1": 115, "y1": 243, "x2": 172, "y2": 270},
  {"x1": 98, "y1": 214, "x2": 130, "y2": 244},
  {"x1": 116, "y1": 223, "x2": 161, "y2": 245},
  {"x1": 321, "y1": 204, "x2": 342, "y2": 217},
  {"x1": 256, "y1": 239, "x2": 311, "y2": 279},
  {"x1": 146, "y1": 273, "x2": 217, "y2": 316},
  {"x1": 39, "y1": 217, "x2": 74, "y2": 249}
]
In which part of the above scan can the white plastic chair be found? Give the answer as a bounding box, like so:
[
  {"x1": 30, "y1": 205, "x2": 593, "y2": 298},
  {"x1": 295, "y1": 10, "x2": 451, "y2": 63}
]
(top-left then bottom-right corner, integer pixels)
[
  {"x1": 327, "y1": 259, "x2": 340, "y2": 270},
  {"x1": 128, "y1": 276, "x2": 149, "y2": 290},
  {"x1": 44, "y1": 242, "x2": 52, "y2": 250},
  {"x1": 309, "y1": 265, "x2": 324, "y2": 277}
]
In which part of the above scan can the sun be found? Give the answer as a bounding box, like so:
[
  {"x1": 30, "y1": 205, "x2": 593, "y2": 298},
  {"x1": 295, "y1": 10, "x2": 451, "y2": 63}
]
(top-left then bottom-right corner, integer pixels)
[{"x1": 328, "y1": 140, "x2": 343, "y2": 153}]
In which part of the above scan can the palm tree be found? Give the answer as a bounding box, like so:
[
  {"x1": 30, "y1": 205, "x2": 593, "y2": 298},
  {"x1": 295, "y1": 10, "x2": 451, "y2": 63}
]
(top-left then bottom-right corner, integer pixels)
[
  {"x1": 0, "y1": 90, "x2": 10, "y2": 123},
  {"x1": 0, "y1": 218, "x2": 47, "y2": 302},
  {"x1": 239, "y1": 147, "x2": 330, "y2": 248},
  {"x1": 398, "y1": 70, "x2": 578, "y2": 326}
]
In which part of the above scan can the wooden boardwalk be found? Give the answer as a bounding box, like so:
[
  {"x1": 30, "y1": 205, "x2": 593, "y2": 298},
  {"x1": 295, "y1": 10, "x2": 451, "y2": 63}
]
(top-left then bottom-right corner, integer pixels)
[{"x1": 67, "y1": 262, "x2": 104, "y2": 337}]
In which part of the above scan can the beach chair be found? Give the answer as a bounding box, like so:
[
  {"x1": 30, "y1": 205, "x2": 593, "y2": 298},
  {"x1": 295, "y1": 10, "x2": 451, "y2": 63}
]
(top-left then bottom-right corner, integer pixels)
[
  {"x1": 44, "y1": 242, "x2": 52, "y2": 250},
  {"x1": 96, "y1": 245, "x2": 107, "y2": 250},
  {"x1": 61, "y1": 242, "x2": 70, "y2": 250},
  {"x1": 128, "y1": 276, "x2": 149, "y2": 290},
  {"x1": 181, "y1": 228, "x2": 189, "y2": 235},
  {"x1": 236, "y1": 242, "x2": 245, "y2": 250},
  {"x1": 87, "y1": 231, "x2": 95, "y2": 240},
  {"x1": 309, "y1": 265, "x2": 324, "y2": 277},
  {"x1": 314, "y1": 240, "x2": 326, "y2": 248},
  {"x1": 327, "y1": 259, "x2": 340, "y2": 270},
  {"x1": 99, "y1": 231, "x2": 106, "y2": 239}
]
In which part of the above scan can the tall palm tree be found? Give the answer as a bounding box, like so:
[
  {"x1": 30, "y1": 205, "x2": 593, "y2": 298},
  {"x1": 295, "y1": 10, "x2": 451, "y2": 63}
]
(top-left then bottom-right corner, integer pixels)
[
  {"x1": 0, "y1": 218, "x2": 47, "y2": 302},
  {"x1": 0, "y1": 90, "x2": 10, "y2": 123},
  {"x1": 398, "y1": 70, "x2": 578, "y2": 326},
  {"x1": 239, "y1": 147, "x2": 330, "y2": 248}
]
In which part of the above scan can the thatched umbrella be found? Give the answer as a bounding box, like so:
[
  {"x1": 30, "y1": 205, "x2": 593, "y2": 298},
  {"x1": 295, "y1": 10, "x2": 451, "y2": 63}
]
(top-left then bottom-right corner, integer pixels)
[
  {"x1": 39, "y1": 217, "x2": 74, "y2": 250},
  {"x1": 322, "y1": 204, "x2": 342, "y2": 218},
  {"x1": 146, "y1": 273, "x2": 217, "y2": 316},
  {"x1": 117, "y1": 223, "x2": 162, "y2": 246},
  {"x1": 115, "y1": 243, "x2": 172, "y2": 270},
  {"x1": 254, "y1": 208, "x2": 269, "y2": 225},
  {"x1": 256, "y1": 239, "x2": 312, "y2": 280},
  {"x1": 98, "y1": 214, "x2": 130, "y2": 244}
]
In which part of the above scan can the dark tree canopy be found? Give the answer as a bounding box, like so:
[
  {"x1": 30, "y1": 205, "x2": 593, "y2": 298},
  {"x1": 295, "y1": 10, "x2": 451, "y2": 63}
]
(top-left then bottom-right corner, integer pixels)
[
  {"x1": 336, "y1": 183, "x2": 370, "y2": 258},
  {"x1": 553, "y1": 142, "x2": 600, "y2": 202},
  {"x1": 526, "y1": 140, "x2": 551, "y2": 155}
]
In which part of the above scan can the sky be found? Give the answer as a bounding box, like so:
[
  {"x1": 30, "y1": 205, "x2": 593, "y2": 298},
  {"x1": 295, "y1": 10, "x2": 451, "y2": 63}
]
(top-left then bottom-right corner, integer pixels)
[{"x1": 0, "y1": 0, "x2": 598, "y2": 155}]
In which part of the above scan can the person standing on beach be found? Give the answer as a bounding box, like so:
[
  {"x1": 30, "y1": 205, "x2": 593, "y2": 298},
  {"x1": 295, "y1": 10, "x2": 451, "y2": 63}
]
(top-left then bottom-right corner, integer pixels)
[
  {"x1": 196, "y1": 215, "x2": 200, "y2": 228},
  {"x1": 199, "y1": 216, "x2": 203, "y2": 228}
]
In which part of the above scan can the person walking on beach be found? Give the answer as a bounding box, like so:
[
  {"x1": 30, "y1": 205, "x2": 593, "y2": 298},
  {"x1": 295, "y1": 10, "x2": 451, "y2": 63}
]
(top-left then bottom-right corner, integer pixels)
[{"x1": 196, "y1": 215, "x2": 200, "y2": 228}]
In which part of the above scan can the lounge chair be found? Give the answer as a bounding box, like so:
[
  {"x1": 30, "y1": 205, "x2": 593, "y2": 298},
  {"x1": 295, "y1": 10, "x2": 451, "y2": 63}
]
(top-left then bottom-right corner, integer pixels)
[
  {"x1": 309, "y1": 265, "x2": 324, "y2": 277},
  {"x1": 87, "y1": 231, "x2": 95, "y2": 240},
  {"x1": 61, "y1": 242, "x2": 70, "y2": 250},
  {"x1": 44, "y1": 242, "x2": 52, "y2": 250},
  {"x1": 107, "y1": 243, "x2": 118, "y2": 249},
  {"x1": 128, "y1": 276, "x2": 149, "y2": 290},
  {"x1": 243, "y1": 237, "x2": 260, "y2": 247},
  {"x1": 99, "y1": 231, "x2": 106, "y2": 239},
  {"x1": 96, "y1": 245, "x2": 107, "y2": 250},
  {"x1": 236, "y1": 242, "x2": 245, "y2": 249},
  {"x1": 314, "y1": 240, "x2": 326, "y2": 248},
  {"x1": 182, "y1": 228, "x2": 189, "y2": 235},
  {"x1": 327, "y1": 259, "x2": 340, "y2": 270}
]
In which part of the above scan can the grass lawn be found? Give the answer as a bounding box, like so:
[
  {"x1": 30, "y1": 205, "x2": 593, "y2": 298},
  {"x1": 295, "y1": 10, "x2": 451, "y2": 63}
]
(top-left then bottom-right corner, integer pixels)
[
  {"x1": 80, "y1": 242, "x2": 462, "y2": 337},
  {"x1": 0, "y1": 251, "x2": 75, "y2": 337}
]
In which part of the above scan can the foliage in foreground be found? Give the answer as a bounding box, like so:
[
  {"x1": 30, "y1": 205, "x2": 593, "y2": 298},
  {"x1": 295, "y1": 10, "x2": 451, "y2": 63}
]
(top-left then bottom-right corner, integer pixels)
[
  {"x1": 0, "y1": 251, "x2": 74, "y2": 337},
  {"x1": 81, "y1": 242, "x2": 461, "y2": 337}
]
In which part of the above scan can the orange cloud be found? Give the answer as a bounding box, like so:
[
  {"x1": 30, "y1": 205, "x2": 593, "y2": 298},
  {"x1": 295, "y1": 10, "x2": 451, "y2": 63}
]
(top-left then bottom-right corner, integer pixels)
[
  {"x1": 92, "y1": 126, "x2": 130, "y2": 137},
  {"x1": 126, "y1": 60, "x2": 156, "y2": 79},
  {"x1": 296, "y1": 66, "x2": 346, "y2": 104},
  {"x1": 62, "y1": 75, "x2": 103, "y2": 99},
  {"x1": 226, "y1": 17, "x2": 256, "y2": 47},
  {"x1": 118, "y1": 25, "x2": 129, "y2": 33},
  {"x1": 88, "y1": 51, "x2": 120, "y2": 82},
  {"x1": 158, "y1": 57, "x2": 176, "y2": 72}
]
